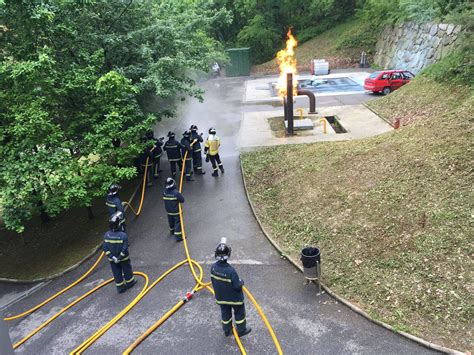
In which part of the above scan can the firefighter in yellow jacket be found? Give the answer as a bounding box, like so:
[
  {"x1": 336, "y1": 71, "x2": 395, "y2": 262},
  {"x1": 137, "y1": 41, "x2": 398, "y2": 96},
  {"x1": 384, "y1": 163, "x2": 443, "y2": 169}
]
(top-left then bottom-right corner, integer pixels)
[{"x1": 204, "y1": 127, "x2": 224, "y2": 177}]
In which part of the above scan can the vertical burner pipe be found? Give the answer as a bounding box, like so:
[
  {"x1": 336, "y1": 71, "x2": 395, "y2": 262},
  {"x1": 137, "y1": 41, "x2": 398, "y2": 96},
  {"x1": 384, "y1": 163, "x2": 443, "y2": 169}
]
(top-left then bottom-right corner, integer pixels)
[{"x1": 287, "y1": 73, "x2": 294, "y2": 134}]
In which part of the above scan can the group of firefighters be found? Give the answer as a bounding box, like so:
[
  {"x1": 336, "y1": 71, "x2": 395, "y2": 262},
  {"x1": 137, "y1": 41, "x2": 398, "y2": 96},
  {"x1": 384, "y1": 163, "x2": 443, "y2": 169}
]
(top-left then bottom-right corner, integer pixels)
[
  {"x1": 103, "y1": 125, "x2": 251, "y2": 338},
  {"x1": 138, "y1": 125, "x2": 225, "y2": 184}
]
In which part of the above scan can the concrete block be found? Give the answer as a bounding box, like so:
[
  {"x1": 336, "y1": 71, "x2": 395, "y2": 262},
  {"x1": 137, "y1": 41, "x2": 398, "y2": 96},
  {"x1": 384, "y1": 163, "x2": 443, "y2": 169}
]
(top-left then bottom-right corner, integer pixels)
[
  {"x1": 439, "y1": 23, "x2": 448, "y2": 31},
  {"x1": 285, "y1": 119, "x2": 314, "y2": 131}
]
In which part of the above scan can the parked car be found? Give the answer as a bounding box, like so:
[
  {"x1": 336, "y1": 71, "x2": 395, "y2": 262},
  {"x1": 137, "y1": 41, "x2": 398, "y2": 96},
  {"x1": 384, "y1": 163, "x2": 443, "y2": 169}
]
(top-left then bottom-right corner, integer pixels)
[{"x1": 364, "y1": 70, "x2": 415, "y2": 95}]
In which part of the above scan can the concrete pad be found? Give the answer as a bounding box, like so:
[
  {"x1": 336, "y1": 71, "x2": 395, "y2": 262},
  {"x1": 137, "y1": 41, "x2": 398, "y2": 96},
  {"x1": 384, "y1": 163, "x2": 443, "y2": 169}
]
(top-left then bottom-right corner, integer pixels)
[
  {"x1": 243, "y1": 71, "x2": 372, "y2": 103},
  {"x1": 285, "y1": 118, "x2": 314, "y2": 130},
  {"x1": 239, "y1": 104, "x2": 392, "y2": 150}
]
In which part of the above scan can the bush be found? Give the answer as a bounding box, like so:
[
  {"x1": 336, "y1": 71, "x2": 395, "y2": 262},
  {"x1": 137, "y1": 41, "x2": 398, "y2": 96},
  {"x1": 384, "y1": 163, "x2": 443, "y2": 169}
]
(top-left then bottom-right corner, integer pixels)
[
  {"x1": 335, "y1": 23, "x2": 378, "y2": 54},
  {"x1": 236, "y1": 14, "x2": 281, "y2": 64},
  {"x1": 296, "y1": 22, "x2": 332, "y2": 44},
  {"x1": 421, "y1": 46, "x2": 473, "y2": 87}
]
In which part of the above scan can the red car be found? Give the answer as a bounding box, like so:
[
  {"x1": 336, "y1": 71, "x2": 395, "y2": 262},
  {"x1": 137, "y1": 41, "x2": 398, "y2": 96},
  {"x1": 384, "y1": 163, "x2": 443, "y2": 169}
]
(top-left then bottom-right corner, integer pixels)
[{"x1": 364, "y1": 70, "x2": 415, "y2": 95}]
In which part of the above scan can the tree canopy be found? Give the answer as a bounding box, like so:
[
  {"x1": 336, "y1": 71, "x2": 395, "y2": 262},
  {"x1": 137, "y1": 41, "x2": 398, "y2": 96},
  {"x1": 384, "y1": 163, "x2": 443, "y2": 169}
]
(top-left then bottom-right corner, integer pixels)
[
  {"x1": 209, "y1": 0, "x2": 471, "y2": 63},
  {"x1": 0, "y1": 0, "x2": 225, "y2": 232}
]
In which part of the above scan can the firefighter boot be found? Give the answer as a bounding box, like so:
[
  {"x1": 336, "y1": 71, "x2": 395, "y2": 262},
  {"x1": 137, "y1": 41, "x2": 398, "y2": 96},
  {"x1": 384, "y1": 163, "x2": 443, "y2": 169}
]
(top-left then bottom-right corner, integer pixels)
[
  {"x1": 238, "y1": 327, "x2": 252, "y2": 337},
  {"x1": 212, "y1": 170, "x2": 219, "y2": 177},
  {"x1": 126, "y1": 279, "x2": 138, "y2": 289}
]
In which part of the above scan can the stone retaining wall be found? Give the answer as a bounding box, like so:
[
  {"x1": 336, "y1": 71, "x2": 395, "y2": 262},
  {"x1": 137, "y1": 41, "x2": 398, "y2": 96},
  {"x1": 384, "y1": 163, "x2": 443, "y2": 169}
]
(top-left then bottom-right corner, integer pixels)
[{"x1": 374, "y1": 22, "x2": 462, "y2": 73}]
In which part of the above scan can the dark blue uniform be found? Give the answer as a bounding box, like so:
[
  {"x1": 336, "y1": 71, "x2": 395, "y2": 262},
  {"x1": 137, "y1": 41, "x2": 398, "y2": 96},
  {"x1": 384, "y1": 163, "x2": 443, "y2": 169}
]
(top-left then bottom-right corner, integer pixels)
[
  {"x1": 180, "y1": 137, "x2": 193, "y2": 181},
  {"x1": 163, "y1": 138, "x2": 182, "y2": 177},
  {"x1": 150, "y1": 138, "x2": 163, "y2": 178},
  {"x1": 105, "y1": 196, "x2": 126, "y2": 230},
  {"x1": 103, "y1": 230, "x2": 135, "y2": 292},
  {"x1": 163, "y1": 186, "x2": 185, "y2": 241},
  {"x1": 190, "y1": 132, "x2": 204, "y2": 174},
  {"x1": 210, "y1": 260, "x2": 247, "y2": 333},
  {"x1": 139, "y1": 145, "x2": 153, "y2": 186}
]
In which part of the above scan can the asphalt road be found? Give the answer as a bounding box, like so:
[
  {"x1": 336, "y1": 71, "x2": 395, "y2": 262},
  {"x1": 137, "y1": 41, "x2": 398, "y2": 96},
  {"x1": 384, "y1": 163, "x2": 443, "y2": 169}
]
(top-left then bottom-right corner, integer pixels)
[{"x1": 1, "y1": 75, "x2": 437, "y2": 354}]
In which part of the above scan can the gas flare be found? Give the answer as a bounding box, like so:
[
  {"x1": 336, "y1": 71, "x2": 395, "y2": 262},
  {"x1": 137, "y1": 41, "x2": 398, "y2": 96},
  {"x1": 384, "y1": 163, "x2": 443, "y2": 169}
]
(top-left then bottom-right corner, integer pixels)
[{"x1": 276, "y1": 29, "x2": 298, "y2": 97}]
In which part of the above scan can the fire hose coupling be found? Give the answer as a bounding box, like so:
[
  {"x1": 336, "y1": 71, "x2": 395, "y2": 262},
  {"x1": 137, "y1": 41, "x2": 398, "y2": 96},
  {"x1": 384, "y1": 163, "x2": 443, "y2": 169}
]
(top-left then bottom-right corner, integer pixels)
[{"x1": 181, "y1": 291, "x2": 194, "y2": 303}]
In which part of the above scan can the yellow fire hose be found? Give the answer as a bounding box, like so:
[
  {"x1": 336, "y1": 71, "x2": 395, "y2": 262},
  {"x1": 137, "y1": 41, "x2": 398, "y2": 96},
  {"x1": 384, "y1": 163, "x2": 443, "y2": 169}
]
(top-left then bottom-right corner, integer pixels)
[
  {"x1": 3, "y1": 252, "x2": 105, "y2": 322},
  {"x1": 125, "y1": 150, "x2": 281, "y2": 354},
  {"x1": 178, "y1": 150, "x2": 282, "y2": 354},
  {"x1": 122, "y1": 156, "x2": 150, "y2": 216},
  {"x1": 73, "y1": 259, "x2": 203, "y2": 354},
  {"x1": 12, "y1": 272, "x2": 148, "y2": 349},
  {"x1": 4, "y1": 160, "x2": 150, "y2": 323},
  {"x1": 3, "y1": 148, "x2": 282, "y2": 354}
]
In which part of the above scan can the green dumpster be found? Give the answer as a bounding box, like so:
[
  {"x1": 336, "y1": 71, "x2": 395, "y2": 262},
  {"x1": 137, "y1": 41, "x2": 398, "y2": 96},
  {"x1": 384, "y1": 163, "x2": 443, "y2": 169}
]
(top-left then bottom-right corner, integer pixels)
[{"x1": 226, "y1": 48, "x2": 251, "y2": 77}]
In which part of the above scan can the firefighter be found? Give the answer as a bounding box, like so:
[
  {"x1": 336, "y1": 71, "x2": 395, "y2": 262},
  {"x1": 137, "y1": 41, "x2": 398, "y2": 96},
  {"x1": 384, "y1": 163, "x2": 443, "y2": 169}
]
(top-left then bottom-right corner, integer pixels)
[
  {"x1": 105, "y1": 183, "x2": 126, "y2": 231},
  {"x1": 103, "y1": 211, "x2": 137, "y2": 293},
  {"x1": 163, "y1": 177, "x2": 185, "y2": 242},
  {"x1": 146, "y1": 130, "x2": 164, "y2": 179},
  {"x1": 163, "y1": 131, "x2": 182, "y2": 178},
  {"x1": 204, "y1": 127, "x2": 224, "y2": 177},
  {"x1": 211, "y1": 238, "x2": 251, "y2": 337},
  {"x1": 190, "y1": 124, "x2": 205, "y2": 175},
  {"x1": 180, "y1": 130, "x2": 194, "y2": 181},
  {"x1": 139, "y1": 138, "x2": 154, "y2": 186}
]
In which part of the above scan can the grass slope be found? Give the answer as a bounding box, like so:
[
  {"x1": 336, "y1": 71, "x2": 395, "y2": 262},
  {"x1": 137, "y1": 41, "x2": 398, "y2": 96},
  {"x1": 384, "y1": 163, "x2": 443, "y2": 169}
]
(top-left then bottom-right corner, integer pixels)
[
  {"x1": 241, "y1": 78, "x2": 473, "y2": 351},
  {"x1": 253, "y1": 18, "x2": 375, "y2": 74}
]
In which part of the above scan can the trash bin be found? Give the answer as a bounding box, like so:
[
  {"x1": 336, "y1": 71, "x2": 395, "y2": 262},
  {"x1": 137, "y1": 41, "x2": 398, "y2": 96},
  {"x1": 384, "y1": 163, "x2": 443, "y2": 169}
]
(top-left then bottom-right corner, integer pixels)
[
  {"x1": 301, "y1": 247, "x2": 322, "y2": 293},
  {"x1": 310, "y1": 60, "x2": 330, "y2": 75}
]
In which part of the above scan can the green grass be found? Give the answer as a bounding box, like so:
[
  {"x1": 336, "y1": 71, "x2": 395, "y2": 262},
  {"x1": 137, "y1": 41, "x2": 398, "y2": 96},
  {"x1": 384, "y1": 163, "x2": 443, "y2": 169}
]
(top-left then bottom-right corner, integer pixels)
[
  {"x1": 241, "y1": 78, "x2": 473, "y2": 351},
  {"x1": 252, "y1": 17, "x2": 377, "y2": 74}
]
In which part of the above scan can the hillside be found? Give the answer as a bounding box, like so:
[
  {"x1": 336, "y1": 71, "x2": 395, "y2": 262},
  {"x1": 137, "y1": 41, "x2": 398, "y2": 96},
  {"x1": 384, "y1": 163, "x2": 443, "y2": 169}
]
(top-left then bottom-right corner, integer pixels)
[
  {"x1": 252, "y1": 18, "x2": 376, "y2": 74},
  {"x1": 241, "y1": 77, "x2": 473, "y2": 351}
]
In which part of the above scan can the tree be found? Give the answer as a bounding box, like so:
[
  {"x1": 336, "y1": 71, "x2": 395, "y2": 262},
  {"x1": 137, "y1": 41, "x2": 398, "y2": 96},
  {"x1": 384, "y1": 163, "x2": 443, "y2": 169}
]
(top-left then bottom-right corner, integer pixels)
[{"x1": 0, "y1": 0, "x2": 225, "y2": 232}]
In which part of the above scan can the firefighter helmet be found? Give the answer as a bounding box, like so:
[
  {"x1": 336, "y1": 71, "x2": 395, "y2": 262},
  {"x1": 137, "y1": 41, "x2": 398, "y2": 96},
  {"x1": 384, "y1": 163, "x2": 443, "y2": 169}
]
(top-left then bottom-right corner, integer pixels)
[
  {"x1": 165, "y1": 177, "x2": 176, "y2": 189},
  {"x1": 190, "y1": 124, "x2": 198, "y2": 132},
  {"x1": 167, "y1": 131, "x2": 175, "y2": 139},
  {"x1": 209, "y1": 127, "x2": 217, "y2": 135},
  {"x1": 146, "y1": 130, "x2": 154, "y2": 139},
  {"x1": 183, "y1": 130, "x2": 191, "y2": 138},
  {"x1": 107, "y1": 183, "x2": 121, "y2": 196},
  {"x1": 215, "y1": 238, "x2": 231, "y2": 261},
  {"x1": 109, "y1": 211, "x2": 123, "y2": 232}
]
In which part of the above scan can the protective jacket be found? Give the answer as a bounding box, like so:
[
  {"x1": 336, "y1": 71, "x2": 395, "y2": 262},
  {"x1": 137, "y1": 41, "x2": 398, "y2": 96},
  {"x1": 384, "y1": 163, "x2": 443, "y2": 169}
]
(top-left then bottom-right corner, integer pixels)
[
  {"x1": 190, "y1": 132, "x2": 203, "y2": 153},
  {"x1": 180, "y1": 137, "x2": 193, "y2": 159},
  {"x1": 103, "y1": 230, "x2": 130, "y2": 262},
  {"x1": 139, "y1": 145, "x2": 153, "y2": 166},
  {"x1": 163, "y1": 187, "x2": 185, "y2": 215},
  {"x1": 210, "y1": 261, "x2": 244, "y2": 306},
  {"x1": 205, "y1": 135, "x2": 220, "y2": 156},
  {"x1": 164, "y1": 138, "x2": 182, "y2": 161},
  {"x1": 106, "y1": 196, "x2": 124, "y2": 216},
  {"x1": 150, "y1": 138, "x2": 163, "y2": 159}
]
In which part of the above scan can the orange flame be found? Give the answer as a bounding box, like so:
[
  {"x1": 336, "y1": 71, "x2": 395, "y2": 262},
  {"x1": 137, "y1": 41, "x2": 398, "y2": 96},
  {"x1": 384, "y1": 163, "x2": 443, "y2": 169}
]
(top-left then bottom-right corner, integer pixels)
[{"x1": 276, "y1": 29, "x2": 298, "y2": 97}]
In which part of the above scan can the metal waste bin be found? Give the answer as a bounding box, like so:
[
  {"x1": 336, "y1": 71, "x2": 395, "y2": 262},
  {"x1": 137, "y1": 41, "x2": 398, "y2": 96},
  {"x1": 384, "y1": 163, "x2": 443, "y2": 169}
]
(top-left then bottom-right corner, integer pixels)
[{"x1": 301, "y1": 247, "x2": 322, "y2": 293}]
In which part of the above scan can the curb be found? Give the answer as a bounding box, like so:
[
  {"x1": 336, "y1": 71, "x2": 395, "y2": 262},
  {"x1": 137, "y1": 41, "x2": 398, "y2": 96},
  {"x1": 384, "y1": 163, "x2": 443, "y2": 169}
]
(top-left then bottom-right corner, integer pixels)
[
  {"x1": 0, "y1": 179, "x2": 143, "y2": 284},
  {"x1": 363, "y1": 103, "x2": 394, "y2": 127},
  {"x1": 239, "y1": 156, "x2": 465, "y2": 355}
]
